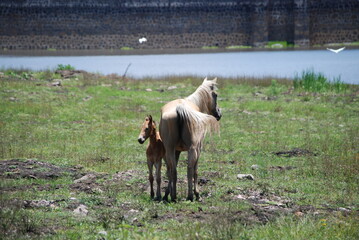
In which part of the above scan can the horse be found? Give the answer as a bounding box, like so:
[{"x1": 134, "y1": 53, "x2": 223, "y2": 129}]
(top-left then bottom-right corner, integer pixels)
[
  {"x1": 138, "y1": 115, "x2": 166, "y2": 201},
  {"x1": 160, "y1": 77, "x2": 222, "y2": 201}
]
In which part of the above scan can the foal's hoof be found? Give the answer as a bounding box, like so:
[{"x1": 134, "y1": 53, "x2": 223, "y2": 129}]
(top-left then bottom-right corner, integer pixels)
[{"x1": 154, "y1": 196, "x2": 162, "y2": 202}]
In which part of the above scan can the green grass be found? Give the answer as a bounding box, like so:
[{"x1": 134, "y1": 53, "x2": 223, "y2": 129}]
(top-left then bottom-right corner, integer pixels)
[
  {"x1": 201, "y1": 46, "x2": 219, "y2": 50},
  {"x1": 0, "y1": 70, "x2": 358, "y2": 239},
  {"x1": 120, "y1": 47, "x2": 134, "y2": 51}
]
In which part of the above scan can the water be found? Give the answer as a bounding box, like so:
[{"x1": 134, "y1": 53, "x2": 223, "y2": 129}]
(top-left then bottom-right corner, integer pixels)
[{"x1": 1, "y1": 49, "x2": 358, "y2": 84}]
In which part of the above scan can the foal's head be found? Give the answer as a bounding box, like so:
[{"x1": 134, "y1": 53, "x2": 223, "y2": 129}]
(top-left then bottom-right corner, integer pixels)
[{"x1": 138, "y1": 115, "x2": 157, "y2": 144}]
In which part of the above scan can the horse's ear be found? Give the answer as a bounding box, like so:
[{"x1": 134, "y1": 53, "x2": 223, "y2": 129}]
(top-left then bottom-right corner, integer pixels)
[
  {"x1": 203, "y1": 77, "x2": 208, "y2": 83},
  {"x1": 212, "y1": 77, "x2": 217, "y2": 83}
]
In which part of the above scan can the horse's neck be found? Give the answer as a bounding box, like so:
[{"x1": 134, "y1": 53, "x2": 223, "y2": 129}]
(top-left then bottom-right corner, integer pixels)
[{"x1": 186, "y1": 92, "x2": 209, "y2": 114}]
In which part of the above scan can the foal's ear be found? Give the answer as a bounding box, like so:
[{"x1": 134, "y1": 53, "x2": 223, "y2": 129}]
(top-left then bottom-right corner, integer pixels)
[{"x1": 148, "y1": 115, "x2": 153, "y2": 122}]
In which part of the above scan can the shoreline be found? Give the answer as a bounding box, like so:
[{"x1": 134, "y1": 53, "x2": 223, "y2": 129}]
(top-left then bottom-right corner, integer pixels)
[{"x1": 1, "y1": 45, "x2": 359, "y2": 57}]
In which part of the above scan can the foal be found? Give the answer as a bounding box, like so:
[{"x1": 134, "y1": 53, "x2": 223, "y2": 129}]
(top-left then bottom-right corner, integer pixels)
[{"x1": 138, "y1": 115, "x2": 165, "y2": 200}]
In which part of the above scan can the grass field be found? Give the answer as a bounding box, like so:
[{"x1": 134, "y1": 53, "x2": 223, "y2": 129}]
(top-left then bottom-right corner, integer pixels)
[{"x1": 0, "y1": 68, "x2": 358, "y2": 239}]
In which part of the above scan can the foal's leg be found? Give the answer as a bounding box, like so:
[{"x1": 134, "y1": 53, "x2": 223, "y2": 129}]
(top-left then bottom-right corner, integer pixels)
[
  {"x1": 154, "y1": 158, "x2": 162, "y2": 201},
  {"x1": 147, "y1": 158, "x2": 154, "y2": 199}
]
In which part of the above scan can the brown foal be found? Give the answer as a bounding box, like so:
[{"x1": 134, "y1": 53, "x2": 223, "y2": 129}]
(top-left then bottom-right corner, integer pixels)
[{"x1": 138, "y1": 115, "x2": 166, "y2": 200}]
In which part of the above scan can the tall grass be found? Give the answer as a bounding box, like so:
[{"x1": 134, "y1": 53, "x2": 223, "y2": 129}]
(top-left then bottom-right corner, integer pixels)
[{"x1": 294, "y1": 69, "x2": 347, "y2": 93}]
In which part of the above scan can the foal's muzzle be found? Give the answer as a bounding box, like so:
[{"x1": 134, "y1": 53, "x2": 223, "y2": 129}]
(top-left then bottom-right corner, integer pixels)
[{"x1": 138, "y1": 137, "x2": 145, "y2": 144}]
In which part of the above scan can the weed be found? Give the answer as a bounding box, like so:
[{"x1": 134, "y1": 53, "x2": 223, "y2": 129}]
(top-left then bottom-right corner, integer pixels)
[
  {"x1": 56, "y1": 64, "x2": 75, "y2": 71},
  {"x1": 294, "y1": 69, "x2": 347, "y2": 93}
]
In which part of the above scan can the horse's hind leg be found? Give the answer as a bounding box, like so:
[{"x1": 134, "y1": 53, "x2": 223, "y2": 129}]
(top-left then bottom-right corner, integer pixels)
[
  {"x1": 164, "y1": 150, "x2": 177, "y2": 202},
  {"x1": 154, "y1": 159, "x2": 162, "y2": 201},
  {"x1": 194, "y1": 159, "x2": 200, "y2": 201},
  {"x1": 147, "y1": 159, "x2": 154, "y2": 199},
  {"x1": 187, "y1": 148, "x2": 199, "y2": 201},
  {"x1": 163, "y1": 157, "x2": 171, "y2": 202}
]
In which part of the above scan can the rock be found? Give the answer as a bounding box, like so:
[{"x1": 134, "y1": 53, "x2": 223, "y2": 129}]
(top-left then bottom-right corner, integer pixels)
[
  {"x1": 338, "y1": 207, "x2": 350, "y2": 212},
  {"x1": 168, "y1": 85, "x2": 177, "y2": 90},
  {"x1": 98, "y1": 230, "x2": 108, "y2": 236},
  {"x1": 24, "y1": 199, "x2": 52, "y2": 208},
  {"x1": 51, "y1": 80, "x2": 62, "y2": 87},
  {"x1": 237, "y1": 174, "x2": 254, "y2": 180},
  {"x1": 74, "y1": 173, "x2": 97, "y2": 184},
  {"x1": 145, "y1": 88, "x2": 152, "y2": 92},
  {"x1": 82, "y1": 96, "x2": 92, "y2": 101},
  {"x1": 236, "y1": 194, "x2": 246, "y2": 200},
  {"x1": 237, "y1": 174, "x2": 255, "y2": 180},
  {"x1": 242, "y1": 110, "x2": 253, "y2": 115},
  {"x1": 271, "y1": 43, "x2": 284, "y2": 48},
  {"x1": 251, "y1": 164, "x2": 259, "y2": 170},
  {"x1": 294, "y1": 211, "x2": 304, "y2": 217},
  {"x1": 73, "y1": 204, "x2": 88, "y2": 216}
]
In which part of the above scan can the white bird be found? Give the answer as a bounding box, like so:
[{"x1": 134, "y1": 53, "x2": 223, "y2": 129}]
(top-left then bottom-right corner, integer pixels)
[
  {"x1": 139, "y1": 37, "x2": 147, "y2": 44},
  {"x1": 327, "y1": 47, "x2": 345, "y2": 53}
]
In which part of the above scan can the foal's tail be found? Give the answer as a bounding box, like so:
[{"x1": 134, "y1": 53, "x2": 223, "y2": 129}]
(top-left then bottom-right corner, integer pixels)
[{"x1": 176, "y1": 104, "x2": 219, "y2": 139}]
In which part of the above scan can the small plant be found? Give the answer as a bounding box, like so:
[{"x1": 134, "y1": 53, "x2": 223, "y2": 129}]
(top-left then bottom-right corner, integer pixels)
[
  {"x1": 56, "y1": 64, "x2": 75, "y2": 71},
  {"x1": 268, "y1": 79, "x2": 281, "y2": 96}
]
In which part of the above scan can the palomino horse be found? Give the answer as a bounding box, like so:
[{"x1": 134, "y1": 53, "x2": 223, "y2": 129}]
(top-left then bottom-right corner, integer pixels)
[
  {"x1": 160, "y1": 78, "x2": 222, "y2": 201},
  {"x1": 138, "y1": 115, "x2": 166, "y2": 200}
]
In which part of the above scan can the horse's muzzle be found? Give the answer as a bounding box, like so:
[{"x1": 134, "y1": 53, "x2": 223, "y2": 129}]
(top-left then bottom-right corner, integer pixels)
[{"x1": 214, "y1": 107, "x2": 222, "y2": 121}]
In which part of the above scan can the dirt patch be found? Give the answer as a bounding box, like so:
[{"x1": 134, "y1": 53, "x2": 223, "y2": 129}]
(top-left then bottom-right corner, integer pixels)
[
  {"x1": 0, "y1": 159, "x2": 83, "y2": 180},
  {"x1": 273, "y1": 148, "x2": 317, "y2": 157}
]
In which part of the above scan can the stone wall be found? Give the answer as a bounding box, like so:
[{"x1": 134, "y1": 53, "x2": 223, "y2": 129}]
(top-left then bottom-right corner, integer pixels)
[{"x1": 0, "y1": 0, "x2": 358, "y2": 50}]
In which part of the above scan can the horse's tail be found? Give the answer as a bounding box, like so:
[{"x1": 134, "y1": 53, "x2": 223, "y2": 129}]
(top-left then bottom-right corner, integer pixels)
[{"x1": 176, "y1": 104, "x2": 219, "y2": 139}]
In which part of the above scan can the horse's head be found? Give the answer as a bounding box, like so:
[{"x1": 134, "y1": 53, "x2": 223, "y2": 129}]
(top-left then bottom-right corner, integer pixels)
[
  {"x1": 138, "y1": 115, "x2": 156, "y2": 144},
  {"x1": 204, "y1": 77, "x2": 222, "y2": 121}
]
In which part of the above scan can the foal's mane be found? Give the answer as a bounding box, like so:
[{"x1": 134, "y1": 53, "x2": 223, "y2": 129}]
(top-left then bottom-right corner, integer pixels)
[{"x1": 186, "y1": 79, "x2": 217, "y2": 113}]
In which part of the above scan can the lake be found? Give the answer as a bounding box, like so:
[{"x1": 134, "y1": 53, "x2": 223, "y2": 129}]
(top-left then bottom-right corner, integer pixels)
[{"x1": 1, "y1": 49, "x2": 358, "y2": 84}]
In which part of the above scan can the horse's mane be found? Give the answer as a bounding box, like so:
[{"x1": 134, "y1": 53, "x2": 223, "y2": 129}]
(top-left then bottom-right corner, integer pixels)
[
  {"x1": 186, "y1": 79, "x2": 217, "y2": 114},
  {"x1": 176, "y1": 104, "x2": 219, "y2": 141}
]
